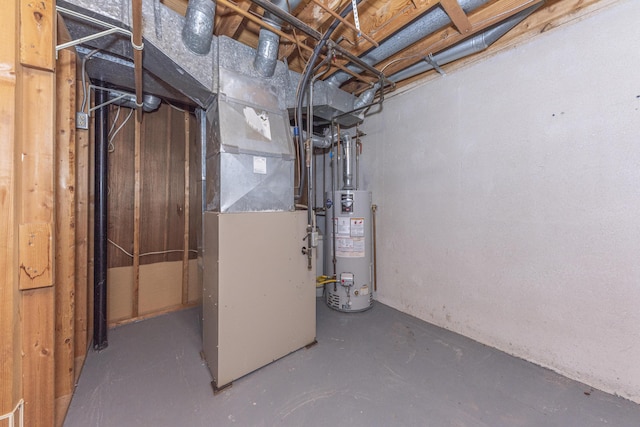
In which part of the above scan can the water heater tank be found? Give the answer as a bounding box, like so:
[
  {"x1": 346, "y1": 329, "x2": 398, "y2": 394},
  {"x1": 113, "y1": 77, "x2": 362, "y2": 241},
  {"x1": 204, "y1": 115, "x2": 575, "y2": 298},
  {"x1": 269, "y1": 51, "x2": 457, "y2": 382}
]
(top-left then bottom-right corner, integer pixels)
[{"x1": 325, "y1": 190, "x2": 373, "y2": 312}]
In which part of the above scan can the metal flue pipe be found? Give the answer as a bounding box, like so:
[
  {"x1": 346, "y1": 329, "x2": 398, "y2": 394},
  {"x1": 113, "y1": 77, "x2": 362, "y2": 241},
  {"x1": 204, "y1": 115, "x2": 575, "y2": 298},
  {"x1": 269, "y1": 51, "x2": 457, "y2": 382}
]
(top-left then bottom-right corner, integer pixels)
[
  {"x1": 325, "y1": 0, "x2": 491, "y2": 87},
  {"x1": 389, "y1": 3, "x2": 542, "y2": 82},
  {"x1": 182, "y1": 0, "x2": 216, "y2": 55}
]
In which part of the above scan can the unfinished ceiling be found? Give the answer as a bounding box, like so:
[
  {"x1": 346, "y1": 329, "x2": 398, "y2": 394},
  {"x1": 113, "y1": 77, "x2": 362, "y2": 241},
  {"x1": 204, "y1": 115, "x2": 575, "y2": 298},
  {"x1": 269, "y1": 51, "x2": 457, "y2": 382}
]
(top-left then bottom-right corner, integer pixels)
[{"x1": 158, "y1": 0, "x2": 600, "y2": 94}]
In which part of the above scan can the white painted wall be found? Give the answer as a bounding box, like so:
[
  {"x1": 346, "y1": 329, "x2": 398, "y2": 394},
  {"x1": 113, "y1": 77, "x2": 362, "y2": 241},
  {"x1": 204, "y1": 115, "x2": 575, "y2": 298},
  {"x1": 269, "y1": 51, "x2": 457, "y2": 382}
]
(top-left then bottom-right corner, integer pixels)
[{"x1": 360, "y1": 0, "x2": 640, "y2": 403}]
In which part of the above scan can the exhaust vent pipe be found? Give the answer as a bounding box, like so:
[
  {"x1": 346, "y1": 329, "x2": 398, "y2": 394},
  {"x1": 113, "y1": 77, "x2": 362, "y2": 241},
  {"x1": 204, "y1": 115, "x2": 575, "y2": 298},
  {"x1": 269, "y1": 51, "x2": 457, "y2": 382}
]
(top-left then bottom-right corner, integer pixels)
[
  {"x1": 254, "y1": 0, "x2": 303, "y2": 77},
  {"x1": 182, "y1": 0, "x2": 216, "y2": 55},
  {"x1": 389, "y1": 3, "x2": 542, "y2": 82}
]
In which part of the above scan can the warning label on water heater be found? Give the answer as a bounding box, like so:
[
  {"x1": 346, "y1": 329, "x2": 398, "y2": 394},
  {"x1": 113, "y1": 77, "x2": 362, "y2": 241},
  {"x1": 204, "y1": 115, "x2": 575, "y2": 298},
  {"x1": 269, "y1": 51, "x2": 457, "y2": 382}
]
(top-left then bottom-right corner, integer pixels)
[
  {"x1": 333, "y1": 217, "x2": 366, "y2": 258},
  {"x1": 336, "y1": 238, "x2": 365, "y2": 258},
  {"x1": 350, "y1": 218, "x2": 365, "y2": 237}
]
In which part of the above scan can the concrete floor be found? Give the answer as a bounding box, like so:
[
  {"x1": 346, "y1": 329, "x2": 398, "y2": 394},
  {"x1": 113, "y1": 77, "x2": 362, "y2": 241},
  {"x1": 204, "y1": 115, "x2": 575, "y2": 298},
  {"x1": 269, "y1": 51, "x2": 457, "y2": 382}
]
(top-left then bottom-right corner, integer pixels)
[{"x1": 64, "y1": 299, "x2": 640, "y2": 426}]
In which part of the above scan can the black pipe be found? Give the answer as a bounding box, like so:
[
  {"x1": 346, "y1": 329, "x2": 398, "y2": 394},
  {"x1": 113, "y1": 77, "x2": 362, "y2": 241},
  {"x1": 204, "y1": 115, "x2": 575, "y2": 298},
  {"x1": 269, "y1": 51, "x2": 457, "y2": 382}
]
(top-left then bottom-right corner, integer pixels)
[{"x1": 94, "y1": 86, "x2": 109, "y2": 351}]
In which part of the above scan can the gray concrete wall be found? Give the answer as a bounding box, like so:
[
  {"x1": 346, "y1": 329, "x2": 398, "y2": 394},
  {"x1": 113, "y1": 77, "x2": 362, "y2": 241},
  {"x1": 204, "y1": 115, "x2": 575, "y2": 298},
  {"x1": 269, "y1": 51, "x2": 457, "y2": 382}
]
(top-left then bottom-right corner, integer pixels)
[{"x1": 361, "y1": 0, "x2": 640, "y2": 403}]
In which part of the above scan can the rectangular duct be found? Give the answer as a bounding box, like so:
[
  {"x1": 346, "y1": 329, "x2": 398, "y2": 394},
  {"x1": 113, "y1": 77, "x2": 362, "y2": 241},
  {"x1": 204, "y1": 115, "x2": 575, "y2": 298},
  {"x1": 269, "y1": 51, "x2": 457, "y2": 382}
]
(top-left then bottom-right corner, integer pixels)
[{"x1": 205, "y1": 68, "x2": 295, "y2": 212}]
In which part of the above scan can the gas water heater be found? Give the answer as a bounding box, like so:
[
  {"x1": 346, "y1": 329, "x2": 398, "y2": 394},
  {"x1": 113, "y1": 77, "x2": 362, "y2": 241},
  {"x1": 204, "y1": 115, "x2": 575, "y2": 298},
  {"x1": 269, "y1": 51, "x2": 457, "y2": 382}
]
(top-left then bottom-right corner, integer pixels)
[{"x1": 325, "y1": 134, "x2": 373, "y2": 312}]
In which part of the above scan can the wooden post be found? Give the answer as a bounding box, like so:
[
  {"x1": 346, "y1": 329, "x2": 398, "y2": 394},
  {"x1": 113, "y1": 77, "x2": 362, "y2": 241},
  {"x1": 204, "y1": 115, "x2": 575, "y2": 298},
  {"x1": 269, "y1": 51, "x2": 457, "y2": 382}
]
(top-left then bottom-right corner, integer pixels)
[
  {"x1": 74, "y1": 79, "x2": 90, "y2": 377},
  {"x1": 19, "y1": 65, "x2": 56, "y2": 427},
  {"x1": 0, "y1": 0, "x2": 20, "y2": 418},
  {"x1": 163, "y1": 106, "x2": 172, "y2": 262},
  {"x1": 17, "y1": 0, "x2": 57, "y2": 423},
  {"x1": 54, "y1": 39, "x2": 77, "y2": 425},
  {"x1": 133, "y1": 115, "x2": 142, "y2": 318},
  {"x1": 182, "y1": 111, "x2": 190, "y2": 305}
]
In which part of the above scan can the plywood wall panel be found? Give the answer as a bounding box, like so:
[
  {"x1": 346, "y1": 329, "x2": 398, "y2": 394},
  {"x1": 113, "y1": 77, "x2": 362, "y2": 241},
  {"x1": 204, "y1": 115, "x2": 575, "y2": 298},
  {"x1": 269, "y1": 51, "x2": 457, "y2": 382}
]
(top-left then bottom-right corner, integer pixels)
[
  {"x1": 107, "y1": 106, "x2": 135, "y2": 268},
  {"x1": 140, "y1": 105, "x2": 171, "y2": 265},
  {"x1": 166, "y1": 108, "x2": 186, "y2": 263}
]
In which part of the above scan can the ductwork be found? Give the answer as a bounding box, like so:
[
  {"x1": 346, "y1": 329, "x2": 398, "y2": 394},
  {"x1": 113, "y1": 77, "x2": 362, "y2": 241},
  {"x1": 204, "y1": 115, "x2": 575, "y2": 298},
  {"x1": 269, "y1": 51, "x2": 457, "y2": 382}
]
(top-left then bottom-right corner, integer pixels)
[
  {"x1": 108, "y1": 91, "x2": 162, "y2": 112},
  {"x1": 389, "y1": 3, "x2": 542, "y2": 82},
  {"x1": 254, "y1": 0, "x2": 304, "y2": 77},
  {"x1": 326, "y1": 0, "x2": 491, "y2": 87},
  {"x1": 353, "y1": 82, "x2": 381, "y2": 111},
  {"x1": 182, "y1": 0, "x2": 216, "y2": 55}
]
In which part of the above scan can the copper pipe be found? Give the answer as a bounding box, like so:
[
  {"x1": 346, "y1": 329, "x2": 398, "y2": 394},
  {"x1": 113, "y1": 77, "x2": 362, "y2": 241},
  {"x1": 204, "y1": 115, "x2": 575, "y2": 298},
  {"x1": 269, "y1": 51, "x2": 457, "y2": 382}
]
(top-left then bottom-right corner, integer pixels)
[
  {"x1": 132, "y1": 0, "x2": 143, "y2": 121},
  {"x1": 371, "y1": 203, "x2": 378, "y2": 292}
]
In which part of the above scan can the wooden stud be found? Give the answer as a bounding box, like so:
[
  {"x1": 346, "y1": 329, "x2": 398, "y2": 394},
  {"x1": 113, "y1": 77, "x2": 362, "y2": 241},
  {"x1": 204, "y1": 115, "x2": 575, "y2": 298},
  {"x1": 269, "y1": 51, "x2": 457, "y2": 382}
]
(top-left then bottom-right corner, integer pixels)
[
  {"x1": 133, "y1": 114, "x2": 142, "y2": 318},
  {"x1": 18, "y1": 223, "x2": 53, "y2": 290},
  {"x1": 0, "y1": 0, "x2": 19, "y2": 416},
  {"x1": 182, "y1": 111, "x2": 190, "y2": 305},
  {"x1": 18, "y1": 63, "x2": 56, "y2": 426},
  {"x1": 54, "y1": 40, "x2": 77, "y2": 421},
  {"x1": 74, "y1": 81, "x2": 90, "y2": 369},
  {"x1": 163, "y1": 107, "x2": 172, "y2": 262},
  {"x1": 19, "y1": 0, "x2": 55, "y2": 71},
  {"x1": 22, "y1": 288, "x2": 55, "y2": 427}
]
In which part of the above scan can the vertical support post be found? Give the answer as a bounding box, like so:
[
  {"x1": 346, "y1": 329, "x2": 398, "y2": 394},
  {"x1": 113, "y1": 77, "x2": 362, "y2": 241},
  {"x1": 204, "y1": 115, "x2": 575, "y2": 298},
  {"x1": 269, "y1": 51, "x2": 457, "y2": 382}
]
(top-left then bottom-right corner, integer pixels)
[
  {"x1": 54, "y1": 38, "x2": 77, "y2": 423},
  {"x1": 93, "y1": 87, "x2": 109, "y2": 351},
  {"x1": 0, "y1": 0, "x2": 19, "y2": 417},
  {"x1": 182, "y1": 111, "x2": 190, "y2": 304},
  {"x1": 74, "y1": 78, "x2": 90, "y2": 376},
  {"x1": 132, "y1": 113, "x2": 142, "y2": 318}
]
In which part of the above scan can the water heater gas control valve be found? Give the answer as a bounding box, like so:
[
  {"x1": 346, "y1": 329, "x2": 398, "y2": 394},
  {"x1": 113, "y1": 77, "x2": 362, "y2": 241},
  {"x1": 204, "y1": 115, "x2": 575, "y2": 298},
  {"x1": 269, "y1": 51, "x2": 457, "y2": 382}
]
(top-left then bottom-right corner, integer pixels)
[{"x1": 340, "y1": 272, "x2": 354, "y2": 288}]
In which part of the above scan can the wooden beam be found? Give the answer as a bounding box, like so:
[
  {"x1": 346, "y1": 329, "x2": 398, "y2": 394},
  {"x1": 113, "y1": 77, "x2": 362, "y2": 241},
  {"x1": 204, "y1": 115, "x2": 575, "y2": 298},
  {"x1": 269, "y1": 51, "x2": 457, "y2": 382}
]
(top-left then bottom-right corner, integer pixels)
[
  {"x1": 133, "y1": 115, "x2": 142, "y2": 318},
  {"x1": 439, "y1": 0, "x2": 472, "y2": 34},
  {"x1": 215, "y1": 0, "x2": 253, "y2": 39},
  {"x1": 19, "y1": 0, "x2": 55, "y2": 71},
  {"x1": 0, "y1": 0, "x2": 19, "y2": 416},
  {"x1": 54, "y1": 40, "x2": 77, "y2": 421},
  {"x1": 182, "y1": 111, "x2": 190, "y2": 305},
  {"x1": 310, "y1": 0, "x2": 379, "y2": 47},
  {"x1": 161, "y1": 0, "x2": 188, "y2": 15},
  {"x1": 333, "y1": 0, "x2": 441, "y2": 57}
]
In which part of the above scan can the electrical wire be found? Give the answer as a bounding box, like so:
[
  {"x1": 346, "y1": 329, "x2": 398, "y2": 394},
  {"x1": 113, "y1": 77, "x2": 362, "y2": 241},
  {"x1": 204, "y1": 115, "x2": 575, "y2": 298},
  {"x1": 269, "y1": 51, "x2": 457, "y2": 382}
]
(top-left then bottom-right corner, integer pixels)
[
  {"x1": 108, "y1": 108, "x2": 134, "y2": 153},
  {"x1": 108, "y1": 239, "x2": 198, "y2": 258},
  {"x1": 166, "y1": 101, "x2": 186, "y2": 112},
  {"x1": 80, "y1": 48, "x2": 100, "y2": 113}
]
